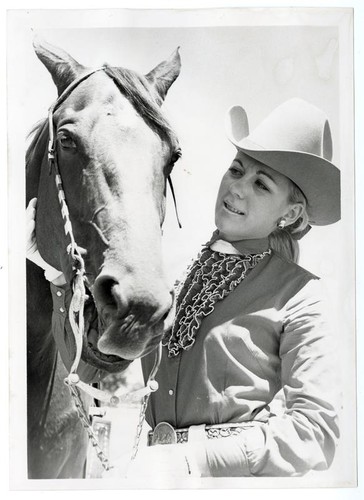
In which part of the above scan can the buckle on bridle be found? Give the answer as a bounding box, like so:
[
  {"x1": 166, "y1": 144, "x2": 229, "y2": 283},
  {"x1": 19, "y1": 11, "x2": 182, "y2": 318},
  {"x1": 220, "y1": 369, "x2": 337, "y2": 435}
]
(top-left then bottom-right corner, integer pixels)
[{"x1": 48, "y1": 139, "x2": 55, "y2": 174}]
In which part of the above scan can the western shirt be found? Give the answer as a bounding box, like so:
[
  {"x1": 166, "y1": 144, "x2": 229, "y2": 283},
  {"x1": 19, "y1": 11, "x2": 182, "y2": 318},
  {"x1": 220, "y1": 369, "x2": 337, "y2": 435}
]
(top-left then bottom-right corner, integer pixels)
[
  {"x1": 50, "y1": 238, "x2": 339, "y2": 476},
  {"x1": 142, "y1": 239, "x2": 340, "y2": 476}
]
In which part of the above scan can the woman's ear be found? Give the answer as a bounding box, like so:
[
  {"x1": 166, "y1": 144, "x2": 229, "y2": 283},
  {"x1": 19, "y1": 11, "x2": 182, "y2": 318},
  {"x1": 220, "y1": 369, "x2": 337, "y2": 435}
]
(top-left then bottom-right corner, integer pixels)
[{"x1": 284, "y1": 203, "x2": 304, "y2": 226}]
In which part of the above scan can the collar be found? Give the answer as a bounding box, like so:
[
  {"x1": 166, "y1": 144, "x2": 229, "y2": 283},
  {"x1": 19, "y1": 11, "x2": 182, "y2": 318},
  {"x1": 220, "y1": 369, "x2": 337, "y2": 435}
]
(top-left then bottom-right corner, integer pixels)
[{"x1": 205, "y1": 230, "x2": 269, "y2": 256}]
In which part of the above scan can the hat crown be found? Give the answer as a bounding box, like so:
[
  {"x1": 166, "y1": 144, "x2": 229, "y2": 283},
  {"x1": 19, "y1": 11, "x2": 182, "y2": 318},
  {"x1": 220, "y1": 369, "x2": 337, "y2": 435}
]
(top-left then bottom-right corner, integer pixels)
[{"x1": 243, "y1": 98, "x2": 333, "y2": 161}]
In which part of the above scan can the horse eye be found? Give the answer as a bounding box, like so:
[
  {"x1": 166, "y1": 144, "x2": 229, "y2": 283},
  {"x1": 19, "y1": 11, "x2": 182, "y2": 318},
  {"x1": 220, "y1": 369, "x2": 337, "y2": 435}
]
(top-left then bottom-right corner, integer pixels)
[
  {"x1": 58, "y1": 133, "x2": 77, "y2": 149},
  {"x1": 171, "y1": 149, "x2": 182, "y2": 165}
]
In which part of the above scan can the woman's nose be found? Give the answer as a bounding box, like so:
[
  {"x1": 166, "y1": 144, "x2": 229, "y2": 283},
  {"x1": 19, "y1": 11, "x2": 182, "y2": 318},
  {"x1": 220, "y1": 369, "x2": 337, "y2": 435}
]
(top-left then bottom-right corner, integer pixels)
[{"x1": 230, "y1": 179, "x2": 248, "y2": 198}]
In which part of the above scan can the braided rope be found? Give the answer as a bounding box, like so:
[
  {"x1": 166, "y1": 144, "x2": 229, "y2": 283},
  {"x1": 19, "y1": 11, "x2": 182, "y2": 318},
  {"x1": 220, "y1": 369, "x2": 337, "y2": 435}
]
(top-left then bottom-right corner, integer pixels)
[{"x1": 53, "y1": 166, "x2": 87, "y2": 375}]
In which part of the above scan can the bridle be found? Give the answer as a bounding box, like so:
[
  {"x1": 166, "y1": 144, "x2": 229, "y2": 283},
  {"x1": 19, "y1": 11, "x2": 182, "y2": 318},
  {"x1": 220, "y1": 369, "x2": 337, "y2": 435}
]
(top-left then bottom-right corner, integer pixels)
[{"x1": 46, "y1": 68, "x2": 179, "y2": 470}]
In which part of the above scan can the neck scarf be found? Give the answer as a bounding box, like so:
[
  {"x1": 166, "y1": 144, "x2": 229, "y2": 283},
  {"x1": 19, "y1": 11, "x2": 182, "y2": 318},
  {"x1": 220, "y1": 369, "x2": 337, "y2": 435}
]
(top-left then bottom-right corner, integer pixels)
[{"x1": 164, "y1": 244, "x2": 271, "y2": 357}]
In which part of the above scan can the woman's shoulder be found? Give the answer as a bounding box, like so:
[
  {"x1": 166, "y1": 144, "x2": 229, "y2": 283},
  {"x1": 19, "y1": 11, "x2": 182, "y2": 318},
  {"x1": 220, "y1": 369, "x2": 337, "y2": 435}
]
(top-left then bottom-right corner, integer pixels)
[
  {"x1": 269, "y1": 249, "x2": 319, "y2": 278},
  {"x1": 262, "y1": 251, "x2": 327, "y2": 312}
]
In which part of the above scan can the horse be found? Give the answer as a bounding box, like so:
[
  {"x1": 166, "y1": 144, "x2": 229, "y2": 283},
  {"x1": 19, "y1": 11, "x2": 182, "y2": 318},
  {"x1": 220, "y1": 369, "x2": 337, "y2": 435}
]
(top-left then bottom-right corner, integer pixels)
[{"x1": 26, "y1": 38, "x2": 181, "y2": 479}]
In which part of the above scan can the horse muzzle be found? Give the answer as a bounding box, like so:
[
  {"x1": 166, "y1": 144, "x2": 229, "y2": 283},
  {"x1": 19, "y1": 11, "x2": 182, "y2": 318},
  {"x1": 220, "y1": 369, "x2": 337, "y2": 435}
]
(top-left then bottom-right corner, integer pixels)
[{"x1": 92, "y1": 272, "x2": 174, "y2": 360}]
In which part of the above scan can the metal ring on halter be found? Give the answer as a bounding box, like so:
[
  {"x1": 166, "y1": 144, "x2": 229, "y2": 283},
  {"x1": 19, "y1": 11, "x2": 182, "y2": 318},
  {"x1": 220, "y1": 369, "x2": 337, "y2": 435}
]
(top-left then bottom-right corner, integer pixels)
[
  {"x1": 67, "y1": 243, "x2": 86, "y2": 275},
  {"x1": 146, "y1": 342, "x2": 162, "y2": 392}
]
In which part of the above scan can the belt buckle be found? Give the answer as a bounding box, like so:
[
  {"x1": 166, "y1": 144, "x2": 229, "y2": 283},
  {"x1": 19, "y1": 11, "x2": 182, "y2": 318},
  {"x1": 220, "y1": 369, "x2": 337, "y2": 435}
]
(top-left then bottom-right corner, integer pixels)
[{"x1": 151, "y1": 422, "x2": 177, "y2": 446}]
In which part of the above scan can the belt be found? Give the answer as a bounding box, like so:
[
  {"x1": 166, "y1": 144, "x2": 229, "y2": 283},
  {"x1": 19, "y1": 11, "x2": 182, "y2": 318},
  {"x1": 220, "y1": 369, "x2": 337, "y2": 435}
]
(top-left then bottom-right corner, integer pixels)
[{"x1": 148, "y1": 421, "x2": 254, "y2": 446}]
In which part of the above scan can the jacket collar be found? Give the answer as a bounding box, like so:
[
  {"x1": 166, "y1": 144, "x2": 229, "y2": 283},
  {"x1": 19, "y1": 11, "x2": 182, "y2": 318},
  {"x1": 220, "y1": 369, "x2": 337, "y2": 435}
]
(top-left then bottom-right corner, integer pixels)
[{"x1": 205, "y1": 230, "x2": 269, "y2": 255}]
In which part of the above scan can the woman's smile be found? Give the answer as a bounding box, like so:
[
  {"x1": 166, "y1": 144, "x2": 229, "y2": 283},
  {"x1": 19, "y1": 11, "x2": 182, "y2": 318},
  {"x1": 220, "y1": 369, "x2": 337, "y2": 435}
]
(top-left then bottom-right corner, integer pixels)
[{"x1": 223, "y1": 200, "x2": 245, "y2": 216}]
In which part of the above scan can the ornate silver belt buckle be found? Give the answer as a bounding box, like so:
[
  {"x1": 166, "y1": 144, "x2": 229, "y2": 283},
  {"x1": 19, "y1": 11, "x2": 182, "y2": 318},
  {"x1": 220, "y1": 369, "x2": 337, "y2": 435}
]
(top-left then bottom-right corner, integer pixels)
[{"x1": 151, "y1": 421, "x2": 177, "y2": 446}]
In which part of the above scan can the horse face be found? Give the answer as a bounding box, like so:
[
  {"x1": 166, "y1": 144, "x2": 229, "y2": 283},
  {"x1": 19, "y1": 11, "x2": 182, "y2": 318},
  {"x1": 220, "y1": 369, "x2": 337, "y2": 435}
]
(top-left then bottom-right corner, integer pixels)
[{"x1": 33, "y1": 41, "x2": 181, "y2": 368}]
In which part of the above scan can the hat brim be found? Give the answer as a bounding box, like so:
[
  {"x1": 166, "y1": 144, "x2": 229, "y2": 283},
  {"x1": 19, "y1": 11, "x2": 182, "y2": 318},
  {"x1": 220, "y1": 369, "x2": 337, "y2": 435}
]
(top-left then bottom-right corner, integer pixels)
[{"x1": 231, "y1": 140, "x2": 341, "y2": 226}]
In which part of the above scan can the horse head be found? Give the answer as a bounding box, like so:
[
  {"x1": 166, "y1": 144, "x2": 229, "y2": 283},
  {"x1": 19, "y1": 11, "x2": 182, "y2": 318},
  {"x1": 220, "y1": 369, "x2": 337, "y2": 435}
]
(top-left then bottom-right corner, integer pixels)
[{"x1": 27, "y1": 39, "x2": 182, "y2": 371}]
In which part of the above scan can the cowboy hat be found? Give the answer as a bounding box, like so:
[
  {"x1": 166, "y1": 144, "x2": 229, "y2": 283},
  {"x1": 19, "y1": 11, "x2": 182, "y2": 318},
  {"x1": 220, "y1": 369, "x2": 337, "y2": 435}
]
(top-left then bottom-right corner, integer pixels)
[{"x1": 225, "y1": 98, "x2": 341, "y2": 225}]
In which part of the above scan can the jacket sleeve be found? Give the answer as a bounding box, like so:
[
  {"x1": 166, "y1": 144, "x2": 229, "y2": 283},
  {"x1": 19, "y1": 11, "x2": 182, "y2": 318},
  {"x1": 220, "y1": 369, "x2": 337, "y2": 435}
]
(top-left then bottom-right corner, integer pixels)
[
  {"x1": 194, "y1": 278, "x2": 340, "y2": 477},
  {"x1": 50, "y1": 282, "x2": 106, "y2": 384}
]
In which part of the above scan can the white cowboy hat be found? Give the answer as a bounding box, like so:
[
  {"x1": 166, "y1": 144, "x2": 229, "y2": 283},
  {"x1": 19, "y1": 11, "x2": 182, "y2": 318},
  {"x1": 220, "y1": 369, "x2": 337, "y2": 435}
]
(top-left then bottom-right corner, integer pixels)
[{"x1": 225, "y1": 98, "x2": 341, "y2": 225}]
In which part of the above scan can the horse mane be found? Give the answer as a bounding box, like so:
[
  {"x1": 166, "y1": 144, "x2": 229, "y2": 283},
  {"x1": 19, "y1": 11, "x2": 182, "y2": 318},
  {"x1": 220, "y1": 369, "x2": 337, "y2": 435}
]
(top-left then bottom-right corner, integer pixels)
[
  {"x1": 26, "y1": 118, "x2": 48, "y2": 164},
  {"x1": 26, "y1": 119, "x2": 49, "y2": 202},
  {"x1": 103, "y1": 65, "x2": 180, "y2": 152}
]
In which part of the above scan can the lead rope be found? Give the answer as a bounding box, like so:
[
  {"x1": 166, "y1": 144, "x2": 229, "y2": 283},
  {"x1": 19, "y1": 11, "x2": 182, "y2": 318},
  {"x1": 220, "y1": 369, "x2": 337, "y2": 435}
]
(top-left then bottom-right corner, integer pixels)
[{"x1": 131, "y1": 342, "x2": 161, "y2": 460}]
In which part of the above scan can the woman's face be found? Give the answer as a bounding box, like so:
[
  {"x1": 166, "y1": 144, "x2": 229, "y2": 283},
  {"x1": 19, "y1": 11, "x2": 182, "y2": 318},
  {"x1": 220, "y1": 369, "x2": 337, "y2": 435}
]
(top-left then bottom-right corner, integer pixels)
[{"x1": 215, "y1": 151, "x2": 297, "y2": 241}]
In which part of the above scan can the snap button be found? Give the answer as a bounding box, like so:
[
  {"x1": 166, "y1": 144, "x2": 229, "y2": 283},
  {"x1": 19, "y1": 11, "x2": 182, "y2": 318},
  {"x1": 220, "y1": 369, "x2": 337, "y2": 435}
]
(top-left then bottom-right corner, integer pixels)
[
  {"x1": 168, "y1": 389, "x2": 174, "y2": 396},
  {"x1": 59, "y1": 307, "x2": 65, "y2": 313},
  {"x1": 56, "y1": 291, "x2": 62, "y2": 297}
]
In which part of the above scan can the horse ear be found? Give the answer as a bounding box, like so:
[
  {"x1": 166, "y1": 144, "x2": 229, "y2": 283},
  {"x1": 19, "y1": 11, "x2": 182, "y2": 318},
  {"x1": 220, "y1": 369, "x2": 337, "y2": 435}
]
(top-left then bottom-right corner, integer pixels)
[
  {"x1": 145, "y1": 47, "x2": 181, "y2": 101},
  {"x1": 33, "y1": 36, "x2": 87, "y2": 96}
]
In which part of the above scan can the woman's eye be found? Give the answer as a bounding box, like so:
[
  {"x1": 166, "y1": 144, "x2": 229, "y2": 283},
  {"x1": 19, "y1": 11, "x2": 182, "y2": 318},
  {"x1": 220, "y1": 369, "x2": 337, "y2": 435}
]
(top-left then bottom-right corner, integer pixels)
[
  {"x1": 256, "y1": 179, "x2": 269, "y2": 191},
  {"x1": 229, "y1": 166, "x2": 242, "y2": 176},
  {"x1": 58, "y1": 134, "x2": 77, "y2": 149}
]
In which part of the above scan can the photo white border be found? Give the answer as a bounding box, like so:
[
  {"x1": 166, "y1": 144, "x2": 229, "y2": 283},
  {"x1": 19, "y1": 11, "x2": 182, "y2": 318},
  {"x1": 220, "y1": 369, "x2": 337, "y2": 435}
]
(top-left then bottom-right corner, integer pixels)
[{"x1": 2, "y1": 1, "x2": 363, "y2": 499}]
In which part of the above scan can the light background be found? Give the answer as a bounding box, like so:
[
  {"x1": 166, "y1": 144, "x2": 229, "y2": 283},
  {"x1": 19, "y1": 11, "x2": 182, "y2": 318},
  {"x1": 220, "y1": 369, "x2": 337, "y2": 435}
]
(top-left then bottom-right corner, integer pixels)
[{"x1": 3, "y1": 2, "x2": 362, "y2": 498}]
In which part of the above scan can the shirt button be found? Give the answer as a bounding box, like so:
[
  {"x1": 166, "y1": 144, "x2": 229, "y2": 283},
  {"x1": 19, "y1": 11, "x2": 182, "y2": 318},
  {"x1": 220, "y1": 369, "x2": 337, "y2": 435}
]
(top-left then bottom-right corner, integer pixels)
[
  {"x1": 60, "y1": 307, "x2": 65, "y2": 313},
  {"x1": 56, "y1": 291, "x2": 62, "y2": 297},
  {"x1": 168, "y1": 389, "x2": 174, "y2": 396}
]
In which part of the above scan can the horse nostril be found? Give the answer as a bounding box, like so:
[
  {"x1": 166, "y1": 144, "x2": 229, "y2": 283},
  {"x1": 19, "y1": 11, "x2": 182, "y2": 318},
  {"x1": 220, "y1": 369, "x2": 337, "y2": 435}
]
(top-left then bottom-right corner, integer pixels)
[
  {"x1": 94, "y1": 273, "x2": 174, "y2": 325},
  {"x1": 93, "y1": 275, "x2": 122, "y2": 313}
]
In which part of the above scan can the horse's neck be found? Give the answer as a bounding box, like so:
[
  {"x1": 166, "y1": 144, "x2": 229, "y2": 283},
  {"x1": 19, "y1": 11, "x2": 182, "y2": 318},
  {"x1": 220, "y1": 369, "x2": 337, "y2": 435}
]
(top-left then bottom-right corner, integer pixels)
[
  {"x1": 26, "y1": 260, "x2": 55, "y2": 372},
  {"x1": 26, "y1": 260, "x2": 89, "y2": 479},
  {"x1": 26, "y1": 121, "x2": 63, "y2": 380}
]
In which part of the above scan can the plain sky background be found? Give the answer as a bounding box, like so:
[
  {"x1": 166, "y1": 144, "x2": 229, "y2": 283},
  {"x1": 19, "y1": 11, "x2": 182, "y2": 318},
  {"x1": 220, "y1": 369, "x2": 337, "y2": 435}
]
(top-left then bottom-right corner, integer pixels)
[{"x1": 4, "y1": 3, "x2": 361, "y2": 496}]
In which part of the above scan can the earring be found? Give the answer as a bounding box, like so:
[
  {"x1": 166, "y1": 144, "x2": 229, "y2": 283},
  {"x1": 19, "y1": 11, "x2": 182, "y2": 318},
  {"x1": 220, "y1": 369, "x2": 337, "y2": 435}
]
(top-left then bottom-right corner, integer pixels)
[{"x1": 278, "y1": 218, "x2": 286, "y2": 229}]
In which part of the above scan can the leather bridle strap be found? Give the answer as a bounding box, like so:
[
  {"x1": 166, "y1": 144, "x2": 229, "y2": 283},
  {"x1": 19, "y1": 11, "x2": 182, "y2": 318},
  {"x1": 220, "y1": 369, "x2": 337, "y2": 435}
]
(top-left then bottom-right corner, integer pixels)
[
  {"x1": 47, "y1": 68, "x2": 106, "y2": 257},
  {"x1": 167, "y1": 175, "x2": 182, "y2": 228},
  {"x1": 47, "y1": 69, "x2": 107, "y2": 376},
  {"x1": 48, "y1": 68, "x2": 106, "y2": 165}
]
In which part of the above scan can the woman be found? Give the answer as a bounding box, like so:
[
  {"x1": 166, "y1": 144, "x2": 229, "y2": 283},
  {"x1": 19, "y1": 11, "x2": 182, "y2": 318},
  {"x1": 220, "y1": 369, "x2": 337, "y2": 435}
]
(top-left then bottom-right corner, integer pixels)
[{"x1": 27, "y1": 98, "x2": 341, "y2": 477}]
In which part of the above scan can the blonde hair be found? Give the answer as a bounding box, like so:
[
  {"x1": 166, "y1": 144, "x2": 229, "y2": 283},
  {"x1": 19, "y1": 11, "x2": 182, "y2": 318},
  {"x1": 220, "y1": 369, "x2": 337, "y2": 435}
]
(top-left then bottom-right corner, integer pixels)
[{"x1": 268, "y1": 182, "x2": 310, "y2": 263}]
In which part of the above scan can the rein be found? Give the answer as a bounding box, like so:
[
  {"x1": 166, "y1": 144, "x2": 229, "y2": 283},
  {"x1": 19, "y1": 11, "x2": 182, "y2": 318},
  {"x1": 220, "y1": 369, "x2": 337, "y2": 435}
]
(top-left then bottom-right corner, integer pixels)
[{"x1": 47, "y1": 68, "x2": 178, "y2": 470}]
